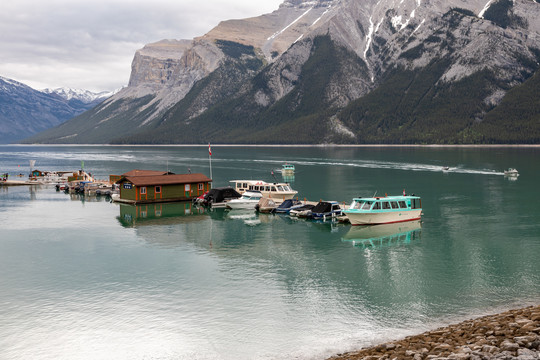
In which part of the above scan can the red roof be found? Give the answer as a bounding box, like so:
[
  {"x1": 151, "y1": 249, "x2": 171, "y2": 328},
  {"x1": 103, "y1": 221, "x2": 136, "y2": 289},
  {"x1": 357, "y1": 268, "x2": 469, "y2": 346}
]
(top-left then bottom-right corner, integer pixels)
[{"x1": 118, "y1": 173, "x2": 211, "y2": 186}]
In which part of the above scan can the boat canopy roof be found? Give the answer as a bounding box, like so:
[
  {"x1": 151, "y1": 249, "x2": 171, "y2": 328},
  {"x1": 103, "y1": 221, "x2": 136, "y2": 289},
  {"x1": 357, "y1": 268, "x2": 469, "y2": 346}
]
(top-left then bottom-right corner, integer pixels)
[
  {"x1": 311, "y1": 201, "x2": 338, "y2": 213},
  {"x1": 230, "y1": 180, "x2": 290, "y2": 186},
  {"x1": 352, "y1": 195, "x2": 420, "y2": 201},
  {"x1": 258, "y1": 197, "x2": 277, "y2": 207},
  {"x1": 205, "y1": 187, "x2": 241, "y2": 202},
  {"x1": 276, "y1": 199, "x2": 302, "y2": 209}
]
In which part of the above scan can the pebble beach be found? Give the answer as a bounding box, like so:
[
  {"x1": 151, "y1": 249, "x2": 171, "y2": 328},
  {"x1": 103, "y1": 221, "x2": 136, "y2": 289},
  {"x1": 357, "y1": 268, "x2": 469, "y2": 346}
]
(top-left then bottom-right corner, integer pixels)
[{"x1": 329, "y1": 304, "x2": 540, "y2": 360}]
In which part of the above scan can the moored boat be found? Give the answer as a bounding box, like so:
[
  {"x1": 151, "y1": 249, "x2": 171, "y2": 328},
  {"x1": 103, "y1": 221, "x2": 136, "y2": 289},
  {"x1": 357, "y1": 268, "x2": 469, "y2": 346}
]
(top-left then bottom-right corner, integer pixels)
[
  {"x1": 226, "y1": 191, "x2": 263, "y2": 210},
  {"x1": 199, "y1": 187, "x2": 242, "y2": 208},
  {"x1": 274, "y1": 198, "x2": 303, "y2": 214},
  {"x1": 343, "y1": 194, "x2": 422, "y2": 225},
  {"x1": 230, "y1": 180, "x2": 298, "y2": 200},
  {"x1": 255, "y1": 197, "x2": 278, "y2": 213},
  {"x1": 308, "y1": 201, "x2": 343, "y2": 221},
  {"x1": 289, "y1": 203, "x2": 316, "y2": 218}
]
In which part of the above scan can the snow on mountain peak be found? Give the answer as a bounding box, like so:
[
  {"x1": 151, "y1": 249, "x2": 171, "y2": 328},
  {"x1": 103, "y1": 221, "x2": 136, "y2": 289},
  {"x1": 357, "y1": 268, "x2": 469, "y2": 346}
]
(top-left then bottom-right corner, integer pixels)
[{"x1": 41, "y1": 87, "x2": 119, "y2": 103}]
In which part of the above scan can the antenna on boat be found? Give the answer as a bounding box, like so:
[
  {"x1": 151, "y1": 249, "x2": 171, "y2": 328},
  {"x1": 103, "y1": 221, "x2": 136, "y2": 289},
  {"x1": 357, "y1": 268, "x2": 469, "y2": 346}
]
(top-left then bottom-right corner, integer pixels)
[{"x1": 372, "y1": 191, "x2": 377, "y2": 198}]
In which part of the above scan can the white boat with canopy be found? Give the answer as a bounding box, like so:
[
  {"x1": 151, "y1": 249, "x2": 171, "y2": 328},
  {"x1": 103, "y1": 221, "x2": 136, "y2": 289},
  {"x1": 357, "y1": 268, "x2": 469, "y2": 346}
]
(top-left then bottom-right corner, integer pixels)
[
  {"x1": 343, "y1": 194, "x2": 422, "y2": 225},
  {"x1": 229, "y1": 180, "x2": 298, "y2": 200}
]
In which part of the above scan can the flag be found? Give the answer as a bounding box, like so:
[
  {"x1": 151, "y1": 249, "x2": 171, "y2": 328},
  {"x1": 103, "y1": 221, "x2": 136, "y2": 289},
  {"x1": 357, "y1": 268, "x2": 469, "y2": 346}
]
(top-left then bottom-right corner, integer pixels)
[{"x1": 208, "y1": 144, "x2": 212, "y2": 156}]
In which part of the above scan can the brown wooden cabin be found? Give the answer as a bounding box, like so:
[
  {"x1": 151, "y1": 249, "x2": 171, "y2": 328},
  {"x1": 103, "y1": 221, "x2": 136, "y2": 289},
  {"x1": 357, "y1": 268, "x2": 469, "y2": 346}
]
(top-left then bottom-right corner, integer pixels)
[{"x1": 115, "y1": 170, "x2": 211, "y2": 204}]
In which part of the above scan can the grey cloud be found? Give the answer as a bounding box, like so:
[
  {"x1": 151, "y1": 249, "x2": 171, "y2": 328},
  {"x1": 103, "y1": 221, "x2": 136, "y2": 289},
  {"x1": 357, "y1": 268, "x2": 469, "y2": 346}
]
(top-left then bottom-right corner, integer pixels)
[{"x1": 0, "y1": 0, "x2": 282, "y2": 91}]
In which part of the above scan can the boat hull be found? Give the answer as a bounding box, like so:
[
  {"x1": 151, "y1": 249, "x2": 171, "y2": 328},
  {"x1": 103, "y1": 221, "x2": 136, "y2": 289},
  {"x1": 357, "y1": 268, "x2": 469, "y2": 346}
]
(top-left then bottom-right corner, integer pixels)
[
  {"x1": 226, "y1": 201, "x2": 259, "y2": 210},
  {"x1": 344, "y1": 209, "x2": 422, "y2": 225}
]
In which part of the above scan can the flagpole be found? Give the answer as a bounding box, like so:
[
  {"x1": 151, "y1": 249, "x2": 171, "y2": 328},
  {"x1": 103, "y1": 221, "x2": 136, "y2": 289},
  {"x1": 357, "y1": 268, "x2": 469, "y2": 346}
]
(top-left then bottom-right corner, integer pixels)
[{"x1": 209, "y1": 143, "x2": 213, "y2": 181}]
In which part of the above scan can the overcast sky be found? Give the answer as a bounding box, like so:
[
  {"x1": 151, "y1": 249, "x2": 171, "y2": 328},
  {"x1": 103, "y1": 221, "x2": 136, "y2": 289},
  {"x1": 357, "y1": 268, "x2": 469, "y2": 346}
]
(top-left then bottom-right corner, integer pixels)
[{"x1": 0, "y1": 0, "x2": 283, "y2": 92}]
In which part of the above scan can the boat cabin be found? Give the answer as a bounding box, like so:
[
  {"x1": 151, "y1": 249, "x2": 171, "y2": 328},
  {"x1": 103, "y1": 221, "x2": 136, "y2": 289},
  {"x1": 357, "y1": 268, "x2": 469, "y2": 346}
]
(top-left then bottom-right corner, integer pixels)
[
  {"x1": 349, "y1": 196, "x2": 422, "y2": 212},
  {"x1": 115, "y1": 170, "x2": 211, "y2": 204},
  {"x1": 231, "y1": 180, "x2": 294, "y2": 194}
]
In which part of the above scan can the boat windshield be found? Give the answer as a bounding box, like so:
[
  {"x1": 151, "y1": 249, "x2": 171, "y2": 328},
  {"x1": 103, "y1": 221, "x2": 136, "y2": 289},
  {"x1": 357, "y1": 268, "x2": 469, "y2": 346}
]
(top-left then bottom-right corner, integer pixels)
[
  {"x1": 361, "y1": 201, "x2": 373, "y2": 210},
  {"x1": 277, "y1": 185, "x2": 284, "y2": 191}
]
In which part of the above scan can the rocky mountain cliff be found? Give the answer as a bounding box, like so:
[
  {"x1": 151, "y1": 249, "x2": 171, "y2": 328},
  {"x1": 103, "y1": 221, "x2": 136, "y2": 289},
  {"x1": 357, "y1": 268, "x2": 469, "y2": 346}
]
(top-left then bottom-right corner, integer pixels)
[
  {"x1": 25, "y1": 0, "x2": 540, "y2": 144},
  {"x1": 0, "y1": 76, "x2": 113, "y2": 143}
]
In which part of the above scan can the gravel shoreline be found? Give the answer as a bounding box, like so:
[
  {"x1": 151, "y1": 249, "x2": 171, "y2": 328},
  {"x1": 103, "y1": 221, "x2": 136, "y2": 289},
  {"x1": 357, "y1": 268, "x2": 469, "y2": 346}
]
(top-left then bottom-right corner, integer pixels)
[{"x1": 328, "y1": 304, "x2": 540, "y2": 360}]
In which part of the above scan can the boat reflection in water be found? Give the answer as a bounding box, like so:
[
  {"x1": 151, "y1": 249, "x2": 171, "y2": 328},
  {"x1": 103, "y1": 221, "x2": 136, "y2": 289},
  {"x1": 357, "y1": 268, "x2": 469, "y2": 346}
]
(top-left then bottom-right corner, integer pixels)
[
  {"x1": 282, "y1": 174, "x2": 295, "y2": 183},
  {"x1": 117, "y1": 202, "x2": 207, "y2": 227},
  {"x1": 342, "y1": 220, "x2": 422, "y2": 248}
]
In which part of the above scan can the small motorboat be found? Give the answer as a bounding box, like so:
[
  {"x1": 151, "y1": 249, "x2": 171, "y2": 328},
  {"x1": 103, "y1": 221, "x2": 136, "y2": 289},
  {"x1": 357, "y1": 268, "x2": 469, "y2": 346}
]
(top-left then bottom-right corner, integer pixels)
[
  {"x1": 504, "y1": 168, "x2": 519, "y2": 177},
  {"x1": 289, "y1": 204, "x2": 315, "y2": 218},
  {"x1": 308, "y1": 201, "x2": 343, "y2": 221},
  {"x1": 199, "y1": 187, "x2": 242, "y2": 207},
  {"x1": 255, "y1": 197, "x2": 278, "y2": 213},
  {"x1": 274, "y1": 199, "x2": 303, "y2": 214},
  {"x1": 226, "y1": 191, "x2": 263, "y2": 210}
]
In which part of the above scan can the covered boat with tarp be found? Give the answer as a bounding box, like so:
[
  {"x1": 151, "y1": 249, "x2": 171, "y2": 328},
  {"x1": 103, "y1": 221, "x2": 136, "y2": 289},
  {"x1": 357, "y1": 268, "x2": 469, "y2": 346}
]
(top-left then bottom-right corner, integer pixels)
[
  {"x1": 201, "y1": 187, "x2": 242, "y2": 207},
  {"x1": 289, "y1": 203, "x2": 316, "y2": 218},
  {"x1": 274, "y1": 198, "x2": 303, "y2": 214},
  {"x1": 308, "y1": 201, "x2": 343, "y2": 220},
  {"x1": 255, "y1": 197, "x2": 278, "y2": 213}
]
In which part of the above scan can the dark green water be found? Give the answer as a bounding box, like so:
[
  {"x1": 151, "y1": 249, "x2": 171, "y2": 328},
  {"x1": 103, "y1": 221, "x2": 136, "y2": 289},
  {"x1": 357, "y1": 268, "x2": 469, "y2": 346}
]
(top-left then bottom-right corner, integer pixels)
[{"x1": 0, "y1": 145, "x2": 539, "y2": 359}]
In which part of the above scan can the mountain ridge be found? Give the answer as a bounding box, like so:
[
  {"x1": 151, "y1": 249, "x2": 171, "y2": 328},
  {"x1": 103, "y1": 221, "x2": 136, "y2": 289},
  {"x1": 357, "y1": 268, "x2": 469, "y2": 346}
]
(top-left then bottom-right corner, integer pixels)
[
  {"x1": 0, "y1": 76, "x2": 114, "y2": 143},
  {"x1": 21, "y1": 0, "x2": 540, "y2": 144}
]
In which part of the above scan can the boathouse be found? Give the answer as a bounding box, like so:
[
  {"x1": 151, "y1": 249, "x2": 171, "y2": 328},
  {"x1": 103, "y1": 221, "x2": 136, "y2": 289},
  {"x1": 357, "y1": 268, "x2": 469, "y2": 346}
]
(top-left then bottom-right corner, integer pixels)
[{"x1": 115, "y1": 170, "x2": 211, "y2": 204}]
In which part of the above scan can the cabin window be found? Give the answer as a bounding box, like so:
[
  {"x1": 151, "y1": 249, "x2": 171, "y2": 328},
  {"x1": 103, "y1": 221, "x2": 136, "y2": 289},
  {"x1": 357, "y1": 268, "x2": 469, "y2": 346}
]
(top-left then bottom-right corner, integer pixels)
[
  {"x1": 265, "y1": 186, "x2": 271, "y2": 192},
  {"x1": 198, "y1": 183, "x2": 204, "y2": 191},
  {"x1": 155, "y1": 186, "x2": 161, "y2": 194},
  {"x1": 398, "y1": 201, "x2": 407, "y2": 208},
  {"x1": 390, "y1": 201, "x2": 399, "y2": 209},
  {"x1": 248, "y1": 185, "x2": 253, "y2": 190},
  {"x1": 277, "y1": 185, "x2": 284, "y2": 191},
  {"x1": 372, "y1": 202, "x2": 381, "y2": 210},
  {"x1": 140, "y1": 187, "x2": 147, "y2": 194},
  {"x1": 382, "y1": 202, "x2": 391, "y2": 210},
  {"x1": 243, "y1": 183, "x2": 248, "y2": 188},
  {"x1": 412, "y1": 199, "x2": 422, "y2": 209},
  {"x1": 351, "y1": 201, "x2": 360, "y2": 209},
  {"x1": 361, "y1": 201, "x2": 372, "y2": 210},
  {"x1": 271, "y1": 186, "x2": 277, "y2": 192},
  {"x1": 283, "y1": 185, "x2": 291, "y2": 191}
]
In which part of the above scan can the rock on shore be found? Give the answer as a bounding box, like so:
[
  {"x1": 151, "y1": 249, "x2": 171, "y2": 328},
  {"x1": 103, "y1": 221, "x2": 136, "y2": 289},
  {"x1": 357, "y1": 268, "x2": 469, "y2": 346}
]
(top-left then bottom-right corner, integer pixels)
[{"x1": 329, "y1": 305, "x2": 540, "y2": 360}]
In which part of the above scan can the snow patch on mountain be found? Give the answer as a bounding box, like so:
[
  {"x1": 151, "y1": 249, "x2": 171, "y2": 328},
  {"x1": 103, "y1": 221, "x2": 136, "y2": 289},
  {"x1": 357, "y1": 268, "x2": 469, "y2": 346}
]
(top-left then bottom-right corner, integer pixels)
[{"x1": 41, "y1": 87, "x2": 119, "y2": 103}]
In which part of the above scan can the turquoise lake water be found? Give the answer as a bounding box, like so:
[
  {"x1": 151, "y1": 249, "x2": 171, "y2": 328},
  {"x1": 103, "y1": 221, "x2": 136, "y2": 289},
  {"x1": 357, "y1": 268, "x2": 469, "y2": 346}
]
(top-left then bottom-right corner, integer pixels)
[{"x1": 0, "y1": 145, "x2": 539, "y2": 359}]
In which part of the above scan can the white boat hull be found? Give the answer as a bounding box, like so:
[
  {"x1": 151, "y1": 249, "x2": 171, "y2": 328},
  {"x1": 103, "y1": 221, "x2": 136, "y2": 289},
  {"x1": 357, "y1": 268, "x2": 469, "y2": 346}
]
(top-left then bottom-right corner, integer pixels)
[
  {"x1": 226, "y1": 201, "x2": 259, "y2": 209},
  {"x1": 344, "y1": 209, "x2": 422, "y2": 225}
]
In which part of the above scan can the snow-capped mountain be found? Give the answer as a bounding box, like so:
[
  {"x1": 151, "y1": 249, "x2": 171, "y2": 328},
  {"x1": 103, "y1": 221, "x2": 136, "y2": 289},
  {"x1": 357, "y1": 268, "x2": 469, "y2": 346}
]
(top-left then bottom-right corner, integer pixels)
[
  {"x1": 24, "y1": 0, "x2": 540, "y2": 144},
  {"x1": 41, "y1": 87, "x2": 118, "y2": 103},
  {"x1": 0, "y1": 76, "x2": 115, "y2": 143}
]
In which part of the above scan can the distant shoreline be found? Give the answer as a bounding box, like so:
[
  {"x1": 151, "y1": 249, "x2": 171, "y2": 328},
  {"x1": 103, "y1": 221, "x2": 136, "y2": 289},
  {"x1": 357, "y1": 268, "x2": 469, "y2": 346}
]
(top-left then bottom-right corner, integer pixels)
[{"x1": 6, "y1": 143, "x2": 540, "y2": 148}]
